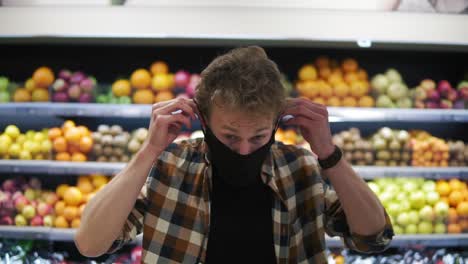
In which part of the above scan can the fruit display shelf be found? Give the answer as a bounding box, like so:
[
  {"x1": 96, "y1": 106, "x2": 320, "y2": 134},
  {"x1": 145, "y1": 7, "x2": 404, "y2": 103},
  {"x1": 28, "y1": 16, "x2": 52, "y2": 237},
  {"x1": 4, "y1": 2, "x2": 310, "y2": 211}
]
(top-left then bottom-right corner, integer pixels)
[
  {"x1": 0, "y1": 160, "x2": 467, "y2": 179},
  {"x1": 0, "y1": 226, "x2": 467, "y2": 248},
  {"x1": 1, "y1": 103, "x2": 468, "y2": 122},
  {"x1": 0, "y1": 6, "x2": 467, "y2": 51}
]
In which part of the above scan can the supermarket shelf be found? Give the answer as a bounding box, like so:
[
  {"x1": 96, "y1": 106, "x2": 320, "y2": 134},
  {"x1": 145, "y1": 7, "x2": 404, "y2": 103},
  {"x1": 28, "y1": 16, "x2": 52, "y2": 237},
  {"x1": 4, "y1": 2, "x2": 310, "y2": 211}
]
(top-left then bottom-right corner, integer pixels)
[
  {"x1": 326, "y1": 234, "x2": 468, "y2": 248},
  {"x1": 355, "y1": 166, "x2": 468, "y2": 180},
  {"x1": 0, "y1": 7, "x2": 468, "y2": 51},
  {"x1": 0, "y1": 161, "x2": 466, "y2": 179},
  {"x1": 0, "y1": 227, "x2": 467, "y2": 247},
  {"x1": 0, "y1": 160, "x2": 125, "y2": 175},
  {"x1": 1, "y1": 103, "x2": 468, "y2": 122}
]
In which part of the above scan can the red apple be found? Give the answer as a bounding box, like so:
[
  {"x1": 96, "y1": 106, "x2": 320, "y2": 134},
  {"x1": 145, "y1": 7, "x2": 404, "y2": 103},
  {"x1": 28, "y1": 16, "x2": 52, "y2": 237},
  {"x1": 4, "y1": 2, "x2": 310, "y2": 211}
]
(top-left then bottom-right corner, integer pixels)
[
  {"x1": 78, "y1": 93, "x2": 93, "y2": 103},
  {"x1": 30, "y1": 215, "x2": 43, "y2": 226},
  {"x1": 43, "y1": 215, "x2": 54, "y2": 227},
  {"x1": 426, "y1": 101, "x2": 439, "y2": 109},
  {"x1": 0, "y1": 200, "x2": 15, "y2": 217},
  {"x1": 437, "y1": 80, "x2": 452, "y2": 97},
  {"x1": 427, "y1": 90, "x2": 441, "y2": 101},
  {"x1": 420, "y1": 79, "x2": 436, "y2": 91},
  {"x1": 58, "y1": 69, "x2": 72, "y2": 81},
  {"x1": 52, "y1": 79, "x2": 68, "y2": 92},
  {"x1": 37, "y1": 202, "x2": 52, "y2": 216},
  {"x1": 440, "y1": 99, "x2": 453, "y2": 109},
  {"x1": 2, "y1": 179, "x2": 17, "y2": 193},
  {"x1": 53, "y1": 92, "x2": 69, "y2": 102},
  {"x1": 174, "y1": 70, "x2": 190, "y2": 87},
  {"x1": 14, "y1": 196, "x2": 29, "y2": 212},
  {"x1": 44, "y1": 192, "x2": 59, "y2": 206},
  {"x1": 68, "y1": 84, "x2": 81, "y2": 100},
  {"x1": 0, "y1": 215, "x2": 13, "y2": 225}
]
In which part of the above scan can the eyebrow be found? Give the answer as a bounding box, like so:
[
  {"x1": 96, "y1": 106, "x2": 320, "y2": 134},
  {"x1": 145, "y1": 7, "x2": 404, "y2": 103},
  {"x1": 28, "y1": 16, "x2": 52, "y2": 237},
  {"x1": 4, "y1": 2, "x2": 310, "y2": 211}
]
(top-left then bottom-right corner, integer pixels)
[{"x1": 221, "y1": 125, "x2": 270, "y2": 133}]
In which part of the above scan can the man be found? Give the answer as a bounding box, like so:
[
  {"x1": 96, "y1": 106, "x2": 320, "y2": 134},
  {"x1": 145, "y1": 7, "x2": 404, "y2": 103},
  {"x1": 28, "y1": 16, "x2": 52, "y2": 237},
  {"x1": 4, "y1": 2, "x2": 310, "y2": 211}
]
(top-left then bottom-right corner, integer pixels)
[{"x1": 75, "y1": 46, "x2": 393, "y2": 263}]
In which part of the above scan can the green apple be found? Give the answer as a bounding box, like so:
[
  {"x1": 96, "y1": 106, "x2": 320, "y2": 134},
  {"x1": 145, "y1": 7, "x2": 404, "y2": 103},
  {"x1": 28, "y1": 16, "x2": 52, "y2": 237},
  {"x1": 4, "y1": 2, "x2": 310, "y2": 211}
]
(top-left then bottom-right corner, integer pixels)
[
  {"x1": 25, "y1": 130, "x2": 35, "y2": 139},
  {"x1": 407, "y1": 210, "x2": 420, "y2": 225},
  {"x1": 14, "y1": 214, "x2": 27, "y2": 226},
  {"x1": 0, "y1": 76, "x2": 9, "y2": 91},
  {"x1": 422, "y1": 181, "x2": 436, "y2": 192},
  {"x1": 19, "y1": 150, "x2": 32, "y2": 160},
  {"x1": 395, "y1": 192, "x2": 408, "y2": 203},
  {"x1": 15, "y1": 134, "x2": 26, "y2": 146},
  {"x1": 22, "y1": 205, "x2": 36, "y2": 219},
  {"x1": 434, "y1": 222, "x2": 446, "y2": 234},
  {"x1": 4, "y1": 125, "x2": 20, "y2": 140},
  {"x1": 409, "y1": 191, "x2": 426, "y2": 210},
  {"x1": 400, "y1": 200, "x2": 411, "y2": 212},
  {"x1": 40, "y1": 140, "x2": 52, "y2": 153},
  {"x1": 0, "y1": 91, "x2": 10, "y2": 102},
  {"x1": 118, "y1": 96, "x2": 132, "y2": 104},
  {"x1": 8, "y1": 143, "x2": 21, "y2": 158},
  {"x1": 417, "y1": 221, "x2": 433, "y2": 234},
  {"x1": 387, "y1": 202, "x2": 401, "y2": 217},
  {"x1": 393, "y1": 225, "x2": 404, "y2": 235},
  {"x1": 405, "y1": 224, "x2": 418, "y2": 234},
  {"x1": 24, "y1": 188, "x2": 36, "y2": 201},
  {"x1": 402, "y1": 182, "x2": 418, "y2": 193},
  {"x1": 434, "y1": 201, "x2": 449, "y2": 221},
  {"x1": 378, "y1": 192, "x2": 393, "y2": 206},
  {"x1": 397, "y1": 212, "x2": 410, "y2": 226},
  {"x1": 425, "y1": 191, "x2": 440, "y2": 206},
  {"x1": 419, "y1": 205, "x2": 434, "y2": 222},
  {"x1": 33, "y1": 133, "x2": 45, "y2": 142}
]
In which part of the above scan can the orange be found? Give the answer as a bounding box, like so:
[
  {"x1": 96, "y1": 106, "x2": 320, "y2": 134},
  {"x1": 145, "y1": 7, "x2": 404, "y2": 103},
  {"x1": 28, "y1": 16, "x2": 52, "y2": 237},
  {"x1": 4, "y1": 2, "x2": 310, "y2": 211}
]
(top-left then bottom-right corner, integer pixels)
[
  {"x1": 31, "y1": 89, "x2": 49, "y2": 102},
  {"x1": 54, "y1": 201, "x2": 66, "y2": 216},
  {"x1": 449, "y1": 179, "x2": 464, "y2": 192},
  {"x1": 13, "y1": 88, "x2": 32, "y2": 102},
  {"x1": 25, "y1": 78, "x2": 36, "y2": 92},
  {"x1": 152, "y1": 74, "x2": 173, "y2": 91},
  {"x1": 130, "y1": 69, "x2": 152, "y2": 90},
  {"x1": 84, "y1": 192, "x2": 96, "y2": 203},
  {"x1": 342, "y1": 58, "x2": 358, "y2": 73},
  {"x1": 327, "y1": 96, "x2": 341, "y2": 107},
  {"x1": 56, "y1": 184, "x2": 69, "y2": 198},
  {"x1": 64, "y1": 127, "x2": 82, "y2": 143},
  {"x1": 447, "y1": 223, "x2": 462, "y2": 234},
  {"x1": 357, "y1": 69, "x2": 368, "y2": 81},
  {"x1": 64, "y1": 187, "x2": 83, "y2": 206},
  {"x1": 449, "y1": 191, "x2": 464, "y2": 207},
  {"x1": 91, "y1": 174, "x2": 109, "y2": 189},
  {"x1": 68, "y1": 141, "x2": 81, "y2": 154},
  {"x1": 328, "y1": 73, "x2": 344, "y2": 86},
  {"x1": 297, "y1": 81, "x2": 319, "y2": 98},
  {"x1": 332, "y1": 82, "x2": 349, "y2": 98},
  {"x1": 457, "y1": 201, "x2": 468, "y2": 217},
  {"x1": 55, "y1": 152, "x2": 71, "y2": 161},
  {"x1": 318, "y1": 81, "x2": 333, "y2": 98},
  {"x1": 112, "y1": 79, "x2": 132, "y2": 97},
  {"x1": 358, "y1": 96, "x2": 375, "y2": 107},
  {"x1": 350, "y1": 81, "x2": 369, "y2": 97},
  {"x1": 298, "y1": 65, "x2": 317, "y2": 81},
  {"x1": 78, "y1": 175, "x2": 90, "y2": 184},
  {"x1": 460, "y1": 219, "x2": 468, "y2": 232},
  {"x1": 54, "y1": 215, "x2": 69, "y2": 228},
  {"x1": 76, "y1": 126, "x2": 91, "y2": 137},
  {"x1": 154, "y1": 91, "x2": 175, "y2": 103},
  {"x1": 342, "y1": 97, "x2": 358, "y2": 107},
  {"x1": 311, "y1": 97, "x2": 326, "y2": 105},
  {"x1": 33, "y1": 66, "x2": 54, "y2": 88},
  {"x1": 436, "y1": 181, "x2": 451, "y2": 196},
  {"x1": 315, "y1": 56, "x2": 330, "y2": 68},
  {"x1": 77, "y1": 179, "x2": 94, "y2": 194},
  {"x1": 79, "y1": 136, "x2": 93, "y2": 154},
  {"x1": 150, "y1": 61, "x2": 169, "y2": 75},
  {"x1": 344, "y1": 72, "x2": 359, "y2": 84},
  {"x1": 283, "y1": 130, "x2": 297, "y2": 143},
  {"x1": 448, "y1": 208, "x2": 458, "y2": 223},
  {"x1": 71, "y1": 152, "x2": 87, "y2": 162},
  {"x1": 48, "y1": 128, "x2": 62, "y2": 141},
  {"x1": 441, "y1": 197, "x2": 450, "y2": 205},
  {"x1": 133, "y1": 89, "x2": 154, "y2": 104},
  {"x1": 61, "y1": 120, "x2": 76, "y2": 133},
  {"x1": 71, "y1": 218, "x2": 81, "y2": 228},
  {"x1": 63, "y1": 206, "x2": 79, "y2": 221},
  {"x1": 318, "y1": 67, "x2": 331, "y2": 80}
]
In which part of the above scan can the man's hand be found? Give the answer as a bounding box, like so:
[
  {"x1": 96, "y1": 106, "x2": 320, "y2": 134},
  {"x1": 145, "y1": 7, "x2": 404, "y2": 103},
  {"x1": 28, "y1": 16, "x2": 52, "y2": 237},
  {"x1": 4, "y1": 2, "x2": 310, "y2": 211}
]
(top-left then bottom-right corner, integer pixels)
[{"x1": 282, "y1": 98, "x2": 334, "y2": 159}]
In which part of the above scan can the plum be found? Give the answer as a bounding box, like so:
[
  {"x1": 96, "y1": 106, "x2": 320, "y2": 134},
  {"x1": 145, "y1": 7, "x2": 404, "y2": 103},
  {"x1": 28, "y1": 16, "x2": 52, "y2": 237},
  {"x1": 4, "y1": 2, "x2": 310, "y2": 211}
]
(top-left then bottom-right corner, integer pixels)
[
  {"x1": 427, "y1": 89, "x2": 440, "y2": 102},
  {"x1": 70, "y1": 71, "x2": 86, "y2": 84},
  {"x1": 52, "y1": 79, "x2": 68, "y2": 92},
  {"x1": 437, "y1": 80, "x2": 452, "y2": 97},
  {"x1": 68, "y1": 84, "x2": 81, "y2": 100},
  {"x1": 79, "y1": 93, "x2": 93, "y2": 103},
  {"x1": 80, "y1": 78, "x2": 94, "y2": 93},
  {"x1": 440, "y1": 99, "x2": 453, "y2": 109},
  {"x1": 53, "y1": 92, "x2": 69, "y2": 102},
  {"x1": 0, "y1": 215, "x2": 13, "y2": 225},
  {"x1": 454, "y1": 100, "x2": 465, "y2": 109},
  {"x1": 58, "y1": 69, "x2": 72, "y2": 81},
  {"x1": 174, "y1": 70, "x2": 190, "y2": 87}
]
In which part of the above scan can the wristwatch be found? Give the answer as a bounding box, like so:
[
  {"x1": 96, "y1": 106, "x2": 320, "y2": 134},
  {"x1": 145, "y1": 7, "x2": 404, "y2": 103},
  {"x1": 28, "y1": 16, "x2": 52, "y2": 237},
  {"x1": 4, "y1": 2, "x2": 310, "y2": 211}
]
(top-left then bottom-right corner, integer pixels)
[{"x1": 318, "y1": 145, "x2": 342, "y2": 170}]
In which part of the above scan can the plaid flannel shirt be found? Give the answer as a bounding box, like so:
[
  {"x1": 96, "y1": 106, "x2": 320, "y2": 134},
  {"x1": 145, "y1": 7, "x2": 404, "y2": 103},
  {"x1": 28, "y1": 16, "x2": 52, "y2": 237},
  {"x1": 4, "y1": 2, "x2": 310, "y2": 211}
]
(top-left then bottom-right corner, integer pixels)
[{"x1": 109, "y1": 138, "x2": 393, "y2": 263}]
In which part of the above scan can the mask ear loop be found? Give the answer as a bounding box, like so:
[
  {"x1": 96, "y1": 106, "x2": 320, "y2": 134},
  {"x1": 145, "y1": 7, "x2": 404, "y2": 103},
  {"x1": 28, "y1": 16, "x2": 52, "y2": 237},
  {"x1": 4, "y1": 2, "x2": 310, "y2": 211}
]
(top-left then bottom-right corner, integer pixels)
[{"x1": 193, "y1": 99, "x2": 208, "y2": 133}]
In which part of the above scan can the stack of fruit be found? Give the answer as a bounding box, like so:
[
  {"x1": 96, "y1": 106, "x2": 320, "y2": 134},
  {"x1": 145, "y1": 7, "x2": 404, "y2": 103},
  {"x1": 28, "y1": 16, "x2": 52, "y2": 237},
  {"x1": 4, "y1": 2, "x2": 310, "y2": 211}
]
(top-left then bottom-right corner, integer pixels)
[
  {"x1": 53, "y1": 175, "x2": 109, "y2": 228},
  {"x1": 91, "y1": 124, "x2": 131, "y2": 163},
  {"x1": 0, "y1": 125, "x2": 52, "y2": 160},
  {"x1": 0, "y1": 177, "x2": 59, "y2": 227},
  {"x1": 332, "y1": 128, "x2": 374, "y2": 166},
  {"x1": 413, "y1": 79, "x2": 464, "y2": 109},
  {"x1": 127, "y1": 127, "x2": 149, "y2": 159},
  {"x1": 49, "y1": 120, "x2": 93, "y2": 162},
  {"x1": 410, "y1": 131, "x2": 449, "y2": 167},
  {"x1": 456, "y1": 80, "x2": 468, "y2": 108},
  {"x1": 371, "y1": 127, "x2": 411, "y2": 166},
  {"x1": 0, "y1": 76, "x2": 11, "y2": 103},
  {"x1": 371, "y1": 68, "x2": 412, "y2": 108},
  {"x1": 448, "y1": 140, "x2": 468, "y2": 166},
  {"x1": 274, "y1": 128, "x2": 303, "y2": 145},
  {"x1": 368, "y1": 177, "x2": 449, "y2": 234},
  {"x1": 13, "y1": 67, "x2": 54, "y2": 103},
  {"x1": 436, "y1": 179, "x2": 468, "y2": 233},
  {"x1": 103, "y1": 79, "x2": 132, "y2": 104},
  {"x1": 51, "y1": 70, "x2": 97, "y2": 103},
  {"x1": 295, "y1": 57, "x2": 374, "y2": 107}
]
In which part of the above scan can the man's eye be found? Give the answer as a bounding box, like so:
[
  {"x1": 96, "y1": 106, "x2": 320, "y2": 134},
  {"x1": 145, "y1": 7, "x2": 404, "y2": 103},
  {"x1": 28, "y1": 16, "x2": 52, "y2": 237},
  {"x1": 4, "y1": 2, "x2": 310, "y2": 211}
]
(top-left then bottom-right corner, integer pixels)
[
  {"x1": 251, "y1": 135, "x2": 265, "y2": 142},
  {"x1": 225, "y1": 135, "x2": 238, "y2": 141}
]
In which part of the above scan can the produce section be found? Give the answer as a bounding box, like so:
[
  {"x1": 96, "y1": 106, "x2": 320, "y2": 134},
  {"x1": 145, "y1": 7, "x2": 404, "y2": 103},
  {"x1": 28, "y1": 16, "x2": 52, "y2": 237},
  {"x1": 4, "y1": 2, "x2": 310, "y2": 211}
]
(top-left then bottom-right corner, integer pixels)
[{"x1": 0, "y1": 4, "x2": 467, "y2": 263}]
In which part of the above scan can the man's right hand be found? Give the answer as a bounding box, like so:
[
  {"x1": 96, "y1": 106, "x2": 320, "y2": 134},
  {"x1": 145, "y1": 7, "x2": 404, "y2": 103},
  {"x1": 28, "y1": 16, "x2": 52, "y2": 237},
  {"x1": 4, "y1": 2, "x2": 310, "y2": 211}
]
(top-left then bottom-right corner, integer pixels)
[{"x1": 142, "y1": 97, "x2": 197, "y2": 155}]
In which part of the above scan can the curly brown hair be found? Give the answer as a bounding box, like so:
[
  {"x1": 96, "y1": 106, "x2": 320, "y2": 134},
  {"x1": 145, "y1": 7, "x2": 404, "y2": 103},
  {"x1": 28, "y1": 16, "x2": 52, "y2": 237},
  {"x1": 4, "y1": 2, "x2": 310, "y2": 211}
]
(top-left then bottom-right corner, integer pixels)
[{"x1": 195, "y1": 46, "x2": 286, "y2": 120}]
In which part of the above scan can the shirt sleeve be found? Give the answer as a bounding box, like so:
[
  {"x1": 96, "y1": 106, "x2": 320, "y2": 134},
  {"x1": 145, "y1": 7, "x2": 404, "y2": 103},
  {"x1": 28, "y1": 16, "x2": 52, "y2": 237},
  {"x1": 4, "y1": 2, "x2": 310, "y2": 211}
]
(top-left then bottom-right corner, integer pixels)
[
  {"x1": 323, "y1": 184, "x2": 394, "y2": 253},
  {"x1": 106, "y1": 179, "x2": 149, "y2": 254}
]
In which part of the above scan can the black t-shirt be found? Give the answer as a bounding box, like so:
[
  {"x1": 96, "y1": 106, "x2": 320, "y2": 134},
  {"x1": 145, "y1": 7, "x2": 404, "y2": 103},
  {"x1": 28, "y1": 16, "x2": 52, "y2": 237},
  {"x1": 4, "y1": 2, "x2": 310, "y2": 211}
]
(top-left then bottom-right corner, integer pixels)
[{"x1": 205, "y1": 169, "x2": 276, "y2": 263}]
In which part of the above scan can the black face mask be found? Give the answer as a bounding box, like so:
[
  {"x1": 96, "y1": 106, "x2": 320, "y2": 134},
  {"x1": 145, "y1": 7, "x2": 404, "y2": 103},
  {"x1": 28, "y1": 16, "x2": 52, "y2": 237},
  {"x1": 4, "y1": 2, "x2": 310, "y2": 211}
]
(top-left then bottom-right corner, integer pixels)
[{"x1": 195, "y1": 101, "x2": 279, "y2": 187}]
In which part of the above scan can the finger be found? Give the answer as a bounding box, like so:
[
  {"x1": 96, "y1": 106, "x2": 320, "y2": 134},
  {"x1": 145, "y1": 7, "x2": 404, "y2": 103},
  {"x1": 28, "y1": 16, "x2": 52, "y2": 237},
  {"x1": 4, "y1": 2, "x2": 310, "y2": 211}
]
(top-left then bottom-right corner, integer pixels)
[
  {"x1": 284, "y1": 98, "x2": 328, "y2": 117},
  {"x1": 158, "y1": 113, "x2": 192, "y2": 130},
  {"x1": 283, "y1": 105, "x2": 326, "y2": 122},
  {"x1": 284, "y1": 116, "x2": 321, "y2": 128},
  {"x1": 154, "y1": 99, "x2": 196, "y2": 119}
]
